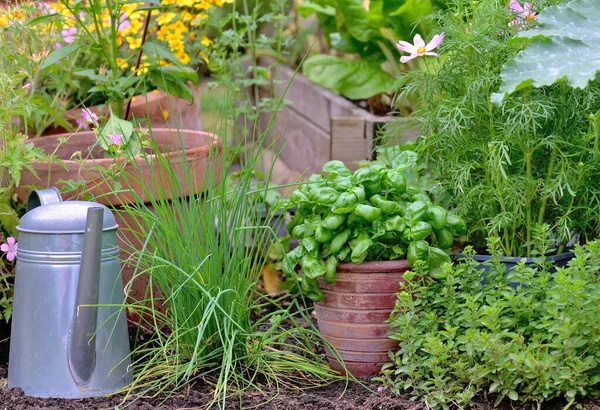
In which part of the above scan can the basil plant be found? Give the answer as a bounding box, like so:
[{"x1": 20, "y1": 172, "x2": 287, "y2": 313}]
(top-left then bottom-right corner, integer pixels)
[{"x1": 282, "y1": 149, "x2": 465, "y2": 301}]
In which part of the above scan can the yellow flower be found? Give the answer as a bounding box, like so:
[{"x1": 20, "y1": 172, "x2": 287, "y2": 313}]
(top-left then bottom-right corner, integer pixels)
[
  {"x1": 153, "y1": 90, "x2": 159, "y2": 94},
  {"x1": 0, "y1": 15, "x2": 8, "y2": 27},
  {"x1": 156, "y1": 12, "x2": 176, "y2": 26},
  {"x1": 131, "y1": 97, "x2": 137, "y2": 103},
  {"x1": 126, "y1": 36, "x2": 142, "y2": 49},
  {"x1": 116, "y1": 58, "x2": 129, "y2": 69},
  {"x1": 189, "y1": 32, "x2": 196, "y2": 41},
  {"x1": 198, "y1": 51, "x2": 209, "y2": 63},
  {"x1": 200, "y1": 36, "x2": 212, "y2": 46},
  {"x1": 162, "y1": 110, "x2": 169, "y2": 120},
  {"x1": 175, "y1": 51, "x2": 190, "y2": 66}
]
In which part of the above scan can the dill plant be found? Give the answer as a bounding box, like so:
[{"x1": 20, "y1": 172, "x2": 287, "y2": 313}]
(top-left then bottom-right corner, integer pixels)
[{"x1": 402, "y1": 0, "x2": 600, "y2": 257}]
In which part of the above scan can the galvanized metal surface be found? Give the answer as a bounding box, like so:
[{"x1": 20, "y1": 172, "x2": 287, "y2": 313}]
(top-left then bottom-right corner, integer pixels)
[
  {"x1": 9, "y1": 189, "x2": 132, "y2": 398},
  {"x1": 315, "y1": 260, "x2": 410, "y2": 377}
]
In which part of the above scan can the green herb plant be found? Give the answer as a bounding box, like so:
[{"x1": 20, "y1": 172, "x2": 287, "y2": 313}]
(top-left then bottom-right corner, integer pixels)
[
  {"x1": 404, "y1": 0, "x2": 600, "y2": 257},
  {"x1": 282, "y1": 148, "x2": 465, "y2": 301},
  {"x1": 381, "y1": 237, "x2": 600, "y2": 409},
  {"x1": 104, "y1": 0, "x2": 342, "y2": 406}
]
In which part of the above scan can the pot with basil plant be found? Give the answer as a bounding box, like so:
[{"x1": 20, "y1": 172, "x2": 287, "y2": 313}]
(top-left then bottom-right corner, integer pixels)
[
  {"x1": 399, "y1": 0, "x2": 600, "y2": 272},
  {"x1": 281, "y1": 147, "x2": 465, "y2": 376}
]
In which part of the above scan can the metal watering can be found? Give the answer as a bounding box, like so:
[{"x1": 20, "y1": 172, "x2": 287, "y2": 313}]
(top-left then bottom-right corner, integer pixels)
[{"x1": 8, "y1": 188, "x2": 132, "y2": 398}]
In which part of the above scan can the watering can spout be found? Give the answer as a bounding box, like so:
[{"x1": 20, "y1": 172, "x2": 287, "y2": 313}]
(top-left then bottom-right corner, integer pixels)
[{"x1": 69, "y1": 207, "x2": 104, "y2": 386}]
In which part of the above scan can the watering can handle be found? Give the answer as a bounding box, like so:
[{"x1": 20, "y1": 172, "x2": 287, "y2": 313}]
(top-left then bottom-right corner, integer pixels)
[{"x1": 26, "y1": 187, "x2": 63, "y2": 213}]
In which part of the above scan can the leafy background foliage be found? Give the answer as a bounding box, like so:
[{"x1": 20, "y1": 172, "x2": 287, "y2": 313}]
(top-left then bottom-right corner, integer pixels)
[
  {"x1": 493, "y1": 0, "x2": 600, "y2": 103},
  {"x1": 301, "y1": 0, "x2": 438, "y2": 99},
  {"x1": 381, "y1": 239, "x2": 600, "y2": 408}
]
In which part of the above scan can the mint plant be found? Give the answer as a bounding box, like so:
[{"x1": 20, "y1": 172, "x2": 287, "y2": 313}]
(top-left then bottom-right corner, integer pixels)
[
  {"x1": 381, "y1": 240, "x2": 600, "y2": 408},
  {"x1": 282, "y1": 148, "x2": 465, "y2": 301}
]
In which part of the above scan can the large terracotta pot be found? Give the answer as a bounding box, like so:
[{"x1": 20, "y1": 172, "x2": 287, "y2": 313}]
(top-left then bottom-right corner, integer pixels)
[
  {"x1": 315, "y1": 260, "x2": 410, "y2": 377},
  {"x1": 44, "y1": 87, "x2": 202, "y2": 135},
  {"x1": 17, "y1": 129, "x2": 219, "y2": 205},
  {"x1": 17, "y1": 129, "x2": 221, "y2": 322}
]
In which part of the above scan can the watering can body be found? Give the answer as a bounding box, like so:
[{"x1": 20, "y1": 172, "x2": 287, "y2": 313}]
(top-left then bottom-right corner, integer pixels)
[{"x1": 8, "y1": 188, "x2": 132, "y2": 398}]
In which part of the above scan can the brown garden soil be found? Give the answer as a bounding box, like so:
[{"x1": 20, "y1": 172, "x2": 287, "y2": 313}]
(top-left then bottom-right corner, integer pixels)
[{"x1": 2, "y1": 320, "x2": 600, "y2": 410}]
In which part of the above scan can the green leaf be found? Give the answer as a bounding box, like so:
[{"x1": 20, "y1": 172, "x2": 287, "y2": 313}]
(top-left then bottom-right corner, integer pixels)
[
  {"x1": 349, "y1": 232, "x2": 372, "y2": 263},
  {"x1": 149, "y1": 70, "x2": 194, "y2": 104},
  {"x1": 99, "y1": 112, "x2": 134, "y2": 150},
  {"x1": 73, "y1": 69, "x2": 109, "y2": 83},
  {"x1": 41, "y1": 44, "x2": 81, "y2": 69},
  {"x1": 492, "y1": 0, "x2": 600, "y2": 104},
  {"x1": 143, "y1": 41, "x2": 186, "y2": 69},
  {"x1": 303, "y1": 55, "x2": 395, "y2": 100},
  {"x1": 0, "y1": 203, "x2": 19, "y2": 237},
  {"x1": 508, "y1": 390, "x2": 519, "y2": 401},
  {"x1": 336, "y1": 0, "x2": 378, "y2": 42},
  {"x1": 159, "y1": 65, "x2": 199, "y2": 87},
  {"x1": 297, "y1": 0, "x2": 336, "y2": 17}
]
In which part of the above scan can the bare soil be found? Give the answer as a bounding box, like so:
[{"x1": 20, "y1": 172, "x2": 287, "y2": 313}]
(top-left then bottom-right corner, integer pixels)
[{"x1": 1, "y1": 321, "x2": 600, "y2": 410}]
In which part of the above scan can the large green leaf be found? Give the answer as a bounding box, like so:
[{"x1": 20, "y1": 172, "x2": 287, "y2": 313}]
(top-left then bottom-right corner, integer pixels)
[
  {"x1": 336, "y1": 0, "x2": 377, "y2": 42},
  {"x1": 149, "y1": 69, "x2": 195, "y2": 103},
  {"x1": 492, "y1": 0, "x2": 600, "y2": 104},
  {"x1": 41, "y1": 44, "x2": 81, "y2": 69},
  {"x1": 297, "y1": 0, "x2": 336, "y2": 17},
  {"x1": 303, "y1": 55, "x2": 395, "y2": 99}
]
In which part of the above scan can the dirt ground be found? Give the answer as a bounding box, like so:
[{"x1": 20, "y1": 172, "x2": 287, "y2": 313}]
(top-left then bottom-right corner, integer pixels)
[{"x1": 2, "y1": 321, "x2": 600, "y2": 410}]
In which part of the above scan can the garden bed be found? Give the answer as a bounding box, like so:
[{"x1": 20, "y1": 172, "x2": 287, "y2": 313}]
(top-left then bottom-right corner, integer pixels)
[{"x1": 1, "y1": 321, "x2": 599, "y2": 410}]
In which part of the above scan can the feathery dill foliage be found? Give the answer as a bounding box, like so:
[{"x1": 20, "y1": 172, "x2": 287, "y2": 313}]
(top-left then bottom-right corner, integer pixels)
[{"x1": 406, "y1": 0, "x2": 600, "y2": 257}]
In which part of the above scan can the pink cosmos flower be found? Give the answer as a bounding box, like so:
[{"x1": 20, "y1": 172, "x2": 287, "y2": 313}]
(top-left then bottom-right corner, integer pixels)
[
  {"x1": 396, "y1": 33, "x2": 445, "y2": 63},
  {"x1": 508, "y1": 0, "x2": 537, "y2": 28},
  {"x1": 117, "y1": 12, "x2": 130, "y2": 31},
  {"x1": 108, "y1": 134, "x2": 123, "y2": 145},
  {"x1": 54, "y1": 42, "x2": 62, "y2": 50},
  {"x1": 38, "y1": 2, "x2": 56, "y2": 14},
  {"x1": 61, "y1": 27, "x2": 77, "y2": 44},
  {"x1": 1, "y1": 237, "x2": 18, "y2": 262},
  {"x1": 76, "y1": 108, "x2": 99, "y2": 129}
]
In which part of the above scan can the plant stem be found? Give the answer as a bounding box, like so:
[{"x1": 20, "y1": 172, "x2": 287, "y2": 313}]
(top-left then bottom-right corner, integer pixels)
[
  {"x1": 125, "y1": 9, "x2": 152, "y2": 120},
  {"x1": 537, "y1": 150, "x2": 556, "y2": 226}
]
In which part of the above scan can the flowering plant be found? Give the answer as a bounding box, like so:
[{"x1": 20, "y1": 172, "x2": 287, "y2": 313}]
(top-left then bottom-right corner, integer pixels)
[
  {"x1": 397, "y1": 0, "x2": 600, "y2": 257},
  {"x1": 300, "y1": 0, "x2": 447, "y2": 111},
  {"x1": 10, "y1": 0, "x2": 201, "y2": 136}
]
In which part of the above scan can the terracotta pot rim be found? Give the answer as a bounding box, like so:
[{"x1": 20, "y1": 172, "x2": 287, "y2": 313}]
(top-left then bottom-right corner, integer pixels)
[
  {"x1": 335, "y1": 259, "x2": 410, "y2": 273},
  {"x1": 30, "y1": 128, "x2": 220, "y2": 166}
]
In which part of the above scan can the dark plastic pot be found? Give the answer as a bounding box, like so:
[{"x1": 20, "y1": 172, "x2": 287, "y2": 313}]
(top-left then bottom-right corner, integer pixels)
[
  {"x1": 454, "y1": 252, "x2": 575, "y2": 273},
  {"x1": 454, "y1": 251, "x2": 575, "y2": 288}
]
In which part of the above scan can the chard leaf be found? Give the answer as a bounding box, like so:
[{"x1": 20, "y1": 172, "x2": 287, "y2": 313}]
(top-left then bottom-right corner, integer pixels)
[{"x1": 303, "y1": 55, "x2": 395, "y2": 99}]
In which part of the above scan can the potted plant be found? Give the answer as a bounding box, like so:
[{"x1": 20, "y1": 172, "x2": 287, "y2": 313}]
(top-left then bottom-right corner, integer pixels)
[
  {"x1": 14, "y1": 0, "x2": 209, "y2": 136},
  {"x1": 281, "y1": 147, "x2": 465, "y2": 376},
  {"x1": 247, "y1": 0, "x2": 445, "y2": 183},
  {"x1": 399, "y1": 0, "x2": 600, "y2": 268},
  {"x1": 11, "y1": 0, "x2": 223, "y2": 312}
]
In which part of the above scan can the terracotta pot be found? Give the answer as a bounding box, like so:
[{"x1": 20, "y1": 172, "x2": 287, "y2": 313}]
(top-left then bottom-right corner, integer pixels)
[
  {"x1": 44, "y1": 87, "x2": 202, "y2": 135},
  {"x1": 17, "y1": 129, "x2": 221, "y2": 324},
  {"x1": 315, "y1": 259, "x2": 410, "y2": 377},
  {"x1": 17, "y1": 129, "x2": 219, "y2": 205}
]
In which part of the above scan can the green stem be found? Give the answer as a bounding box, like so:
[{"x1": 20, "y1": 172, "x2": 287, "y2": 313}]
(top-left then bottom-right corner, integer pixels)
[{"x1": 537, "y1": 150, "x2": 557, "y2": 226}]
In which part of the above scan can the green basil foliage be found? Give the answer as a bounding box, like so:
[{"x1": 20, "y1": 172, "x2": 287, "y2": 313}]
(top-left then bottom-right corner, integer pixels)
[
  {"x1": 283, "y1": 149, "x2": 463, "y2": 301},
  {"x1": 381, "y1": 241, "x2": 600, "y2": 408}
]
